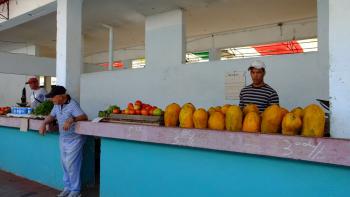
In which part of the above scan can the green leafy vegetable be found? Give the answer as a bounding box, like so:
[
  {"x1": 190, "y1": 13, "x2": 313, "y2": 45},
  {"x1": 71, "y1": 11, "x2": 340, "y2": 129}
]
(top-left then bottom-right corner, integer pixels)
[{"x1": 33, "y1": 100, "x2": 54, "y2": 116}]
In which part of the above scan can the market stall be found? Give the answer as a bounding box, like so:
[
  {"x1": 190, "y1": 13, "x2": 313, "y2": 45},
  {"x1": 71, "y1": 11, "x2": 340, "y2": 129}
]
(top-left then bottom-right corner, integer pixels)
[
  {"x1": 74, "y1": 100, "x2": 350, "y2": 197},
  {"x1": 1, "y1": 1, "x2": 350, "y2": 197},
  {"x1": 76, "y1": 121, "x2": 350, "y2": 197}
]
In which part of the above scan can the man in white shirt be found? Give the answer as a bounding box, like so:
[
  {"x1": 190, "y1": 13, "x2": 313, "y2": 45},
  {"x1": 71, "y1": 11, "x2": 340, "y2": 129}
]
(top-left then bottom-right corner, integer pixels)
[{"x1": 26, "y1": 77, "x2": 47, "y2": 109}]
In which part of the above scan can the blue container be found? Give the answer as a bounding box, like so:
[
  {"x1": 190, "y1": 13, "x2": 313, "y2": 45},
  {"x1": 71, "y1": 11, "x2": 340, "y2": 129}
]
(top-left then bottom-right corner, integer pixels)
[
  {"x1": 14, "y1": 107, "x2": 18, "y2": 114},
  {"x1": 27, "y1": 108, "x2": 33, "y2": 114},
  {"x1": 21, "y1": 108, "x2": 28, "y2": 115}
]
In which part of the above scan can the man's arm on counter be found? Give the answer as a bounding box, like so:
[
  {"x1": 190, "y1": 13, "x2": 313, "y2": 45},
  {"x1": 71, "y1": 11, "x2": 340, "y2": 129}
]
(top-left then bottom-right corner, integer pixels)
[
  {"x1": 63, "y1": 114, "x2": 88, "y2": 131},
  {"x1": 39, "y1": 115, "x2": 55, "y2": 135},
  {"x1": 74, "y1": 114, "x2": 88, "y2": 122}
]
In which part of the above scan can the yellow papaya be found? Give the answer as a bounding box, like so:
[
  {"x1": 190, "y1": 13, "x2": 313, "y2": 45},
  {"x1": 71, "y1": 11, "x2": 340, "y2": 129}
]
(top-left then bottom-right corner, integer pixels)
[
  {"x1": 208, "y1": 107, "x2": 217, "y2": 116},
  {"x1": 164, "y1": 103, "x2": 181, "y2": 127},
  {"x1": 221, "y1": 104, "x2": 232, "y2": 115},
  {"x1": 243, "y1": 104, "x2": 260, "y2": 116},
  {"x1": 291, "y1": 107, "x2": 304, "y2": 119},
  {"x1": 208, "y1": 111, "x2": 225, "y2": 130},
  {"x1": 193, "y1": 108, "x2": 208, "y2": 129},
  {"x1": 242, "y1": 112, "x2": 261, "y2": 132},
  {"x1": 282, "y1": 112, "x2": 302, "y2": 135},
  {"x1": 302, "y1": 104, "x2": 325, "y2": 137},
  {"x1": 261, "y1": 104, "x2": 283, "y2": 133},
  {"x1": 225, "y1": 105, "x2": 243, "y2": 131},
  {"x1": 182, "y1": 103, "x2": 196, "y2": 111},
  {"x1": 179, "y1": 105, "x2": 195, "y2": 128},
  {"x1": 280, "y1": 107, "x2": 289, "y2": 119}
]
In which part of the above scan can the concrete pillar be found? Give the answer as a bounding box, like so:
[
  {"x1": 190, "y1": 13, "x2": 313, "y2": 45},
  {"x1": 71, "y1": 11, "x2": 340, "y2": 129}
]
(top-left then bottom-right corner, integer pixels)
[
  {"x1": 33, "y1": 45, "x2": 53, "y2": 92},
  {"x1": 329, "y1": 0, "x2": 350, "y2": 138},
  {"x1": 56, "y1": 0, "x2": 83, "y2": 100},
  {"x1": 317, "y1": 0, "x2": 329, "y2": 97},
  {"x1": 145, "y1": 9, "x2": 185, "y2": 67},
  {"x1": 102, "y1": 24, "x2": 114, "y2": 71},
  {"x1": 209, "y1": 48, "x2": 221, "y2": 61},
  {"x1": 44, "y1": 77, "x2": 52, "y2": 92},
  {"x1": 122, "y1": 59, "x2": 132, "y2": 69}
]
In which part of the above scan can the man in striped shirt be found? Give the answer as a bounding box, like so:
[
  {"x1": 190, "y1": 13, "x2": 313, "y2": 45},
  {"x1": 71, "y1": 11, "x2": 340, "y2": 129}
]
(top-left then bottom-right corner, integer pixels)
[{"x1": 239, "y1": 60, "x2": 279, "y2": 112}]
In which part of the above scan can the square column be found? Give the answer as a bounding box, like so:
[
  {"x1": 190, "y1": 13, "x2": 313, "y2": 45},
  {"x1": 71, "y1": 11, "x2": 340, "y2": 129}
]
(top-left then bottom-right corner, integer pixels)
[
  {"x1": 145, "y1": 9, "x2": 185, "y2": 67},
  {"x1": 56, "y1": 0, "x2": 83, "y2": 100},
  {"x1": 329, "y1": 0, "x2": 350, "y2": 138}
]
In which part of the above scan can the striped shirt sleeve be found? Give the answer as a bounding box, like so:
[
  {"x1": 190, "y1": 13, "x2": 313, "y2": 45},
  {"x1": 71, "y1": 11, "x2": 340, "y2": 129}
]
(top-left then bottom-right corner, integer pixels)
[
  {"x1": 269, "y1": 91, "x2": 279, "y2": 105},
  {"x1": 239, "y1": 90, "x2": 244, "y2": 108}
]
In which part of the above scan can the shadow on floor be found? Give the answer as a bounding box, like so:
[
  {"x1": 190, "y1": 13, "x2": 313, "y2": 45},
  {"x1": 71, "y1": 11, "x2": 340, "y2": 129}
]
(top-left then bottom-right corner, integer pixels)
[{"x1": 0, "y1": 170, "x2": 99, "y2": 197}]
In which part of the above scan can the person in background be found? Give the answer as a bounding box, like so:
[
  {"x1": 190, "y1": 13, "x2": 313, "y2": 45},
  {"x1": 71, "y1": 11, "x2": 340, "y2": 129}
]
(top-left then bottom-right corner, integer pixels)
[
  {"x1": 26, "y1": 77, "x2": 47, "y2": 109},
  {"x1": 39, "y1": 86, "x2": 88, "y2": 197},
  {"x1": 239, "y1": 60, "x2": 279, "y2": 112}
]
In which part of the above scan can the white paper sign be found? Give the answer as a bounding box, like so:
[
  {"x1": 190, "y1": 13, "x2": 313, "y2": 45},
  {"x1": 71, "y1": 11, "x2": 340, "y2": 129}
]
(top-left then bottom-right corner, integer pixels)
[
  {"x1": 92, "y1": 117, "x2": 104, "y2": 123},
  {"x1": 225, "y1": 71, "x2": 246, "y2": 100}
]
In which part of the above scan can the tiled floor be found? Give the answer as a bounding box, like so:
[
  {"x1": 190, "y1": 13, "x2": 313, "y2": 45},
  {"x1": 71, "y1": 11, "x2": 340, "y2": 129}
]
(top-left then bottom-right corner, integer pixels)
[{"x1": 0, "y1": 170, "x2": 98, "y2": 197}]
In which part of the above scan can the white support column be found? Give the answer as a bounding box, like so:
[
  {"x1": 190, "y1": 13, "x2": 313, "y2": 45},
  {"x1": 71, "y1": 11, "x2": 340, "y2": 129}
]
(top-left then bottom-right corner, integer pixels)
[
  {"x1": 329, "y1": 0, "x2": 350, "y2": 138},
  {"x1": 317, "y1": 0, "x2": 329, "y2": 97},
  {"x1": 209, "y1": 48, "x2": 221, "y2": 61},
  {"x1": 34, "y1": 45, "x2": 52, "y2": 92},
  {"x1": 102, "y1": 24, "x2": 114, "y2": 71},
  {"x1": 145, "y1": 9, "x2": 185, "y2": 67},
  {"x1": 122, "y1": 59, "x2": 132, "y2": 69},
  {"x1": 56, "y1": 0, "x2": 83, "y2": 100}
]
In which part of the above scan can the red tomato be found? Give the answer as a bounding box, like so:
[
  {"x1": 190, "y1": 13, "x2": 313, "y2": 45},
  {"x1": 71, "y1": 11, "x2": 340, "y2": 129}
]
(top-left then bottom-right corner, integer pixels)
[
  {"x1": 128, "y1": 103, "x2": 134, "y2": 110},
  {"x1": 112, "y1": 108, "x2": 120, "y2": 114},
  {"x1": 145, "y1": 106, "x2": 151, "y2": 111},
  {"x1": 134, "y1": 104, "x2": 141, "y2": 110},
  {"x1": 129, "y1": 109, "x2": 135, "y2": 115},
  {"x1": 149, "y1": 109, "x2": 155, "y2": 115},
  {"x1": 135, "y1": 100, "x2": 142, "y2": 106},
  {"x1": 141, "y1": 109, "x2": 148, "y2": 116},
  {"x1": 135, "y1": 110, "x2": 141, "y2": 115}
]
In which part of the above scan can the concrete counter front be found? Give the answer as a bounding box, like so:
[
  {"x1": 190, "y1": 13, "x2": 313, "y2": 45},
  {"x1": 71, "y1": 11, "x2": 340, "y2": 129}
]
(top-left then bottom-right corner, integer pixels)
[
  {"x1": 0, "y1": 116, "x2": 95, "y2": 190},
  {"x1": 77, "y1": 121, "x2": 350, "y2": 197}
]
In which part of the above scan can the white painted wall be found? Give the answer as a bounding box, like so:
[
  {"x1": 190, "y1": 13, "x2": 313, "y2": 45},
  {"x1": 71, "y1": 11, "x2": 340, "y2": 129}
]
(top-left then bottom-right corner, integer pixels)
[
  {"x1": 0, "y1": 45, "x2": 39, "y2": 106},
  {"x1": 84, "y1": 63, "x2": 106, "y2": 73},
  {"x1": 84, "y1": 46, "x2": 145, "y2": 64},
  {"x1": 0, "y1": 73, "x2": 30, "y2": 106},
  {"x1": 329, "y1": 0, "x2": 350, "y2": 139},
  {"x1": 9, "y1": 45, "x2": 36, "y2": 55},
  {"x1": 0, "y1": 51, "x2": 55, "y2": 76},
  {"x1": 80, "y1": 52, "x2": 326, "y2": 119},
  {"x1": 0, "y1": 45, "x2": 98, "y2": 106}
]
